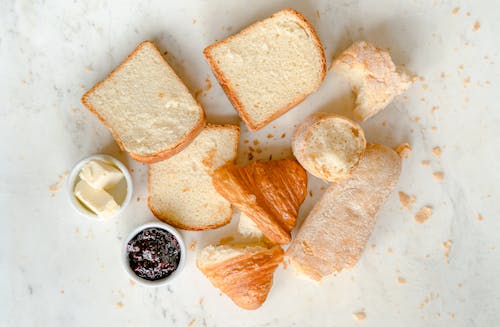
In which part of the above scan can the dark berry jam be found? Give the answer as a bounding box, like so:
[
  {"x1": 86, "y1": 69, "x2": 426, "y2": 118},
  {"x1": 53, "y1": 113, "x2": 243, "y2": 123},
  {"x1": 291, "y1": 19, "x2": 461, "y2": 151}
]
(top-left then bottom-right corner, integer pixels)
[{"x1": 127, "y1": 227, "x2": 181, "y2": 281}]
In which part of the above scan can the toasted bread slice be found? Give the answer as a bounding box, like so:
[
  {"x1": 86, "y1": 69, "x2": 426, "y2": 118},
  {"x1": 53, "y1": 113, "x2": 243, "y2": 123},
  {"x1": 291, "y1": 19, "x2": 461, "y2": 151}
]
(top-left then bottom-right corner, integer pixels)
[
  {"x1": 204, "y1": 9, "x2": 326, "y2": 131},
  {"x1": 212, "y1": 159, "x2": 307, "y2": 244},
  {"x1": 197, "y1": 243, "x2": 284, "y2": 310},
  {"x1": 148, "y1": 125, "x2": 239, "y2": 230},
  {"x1": 82, "y1": 41, "x2": 206, "y2": 163}
]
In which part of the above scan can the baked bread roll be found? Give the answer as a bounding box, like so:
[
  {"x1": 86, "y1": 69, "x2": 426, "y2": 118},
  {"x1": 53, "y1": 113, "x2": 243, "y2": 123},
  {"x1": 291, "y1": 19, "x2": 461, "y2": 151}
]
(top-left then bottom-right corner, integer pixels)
[
  {"x1": 286, "y1": 144, "x2": 401, "y2": 281},
  {"x1": 292, "y1": 112, "x2": 366, "y2": 181},
  {"x1": 197, "y1": 244, "x2": 284, "y2": 310},
  {"x1": 212, "y1": 159, "x2": 307, "y2": 244},
  {"x1": 330, "y1": 41, "x2": 412, "y2": 121}
]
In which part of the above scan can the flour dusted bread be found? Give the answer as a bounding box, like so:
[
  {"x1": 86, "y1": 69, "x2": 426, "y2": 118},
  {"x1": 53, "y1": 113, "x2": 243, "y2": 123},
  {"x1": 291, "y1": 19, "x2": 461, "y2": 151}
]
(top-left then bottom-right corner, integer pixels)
[
  {"x1": 82, "y1": 41, "x2": 205, "y2": 163},
  {"x1": 204, "y1": 9, "x2": 326, "y2": 131},
  {"x1": 148, "y1": 125, "x2": 239, "y2": 230},
  {"x1": 197, "y1": 244, "x2": 284, "y2": 310},
  {"x1": 330, "y1": 41, "x2": 412, "y2": 121},
  {"x1": 292, "y1": 113, "x2": 366, "y2": 181},
  {"x1": 286, "y1": 144, "x2": 402, "y2": 281},
  {"x1": 212, "y1": 159, "x2": 307, "y2": 244}
]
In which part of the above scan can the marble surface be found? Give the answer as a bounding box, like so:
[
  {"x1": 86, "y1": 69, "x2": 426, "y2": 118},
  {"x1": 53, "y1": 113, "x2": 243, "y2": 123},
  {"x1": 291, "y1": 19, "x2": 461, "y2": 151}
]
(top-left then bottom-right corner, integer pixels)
[{"x1": 1, "y1": 0, "x2": 499, "y2": 326}]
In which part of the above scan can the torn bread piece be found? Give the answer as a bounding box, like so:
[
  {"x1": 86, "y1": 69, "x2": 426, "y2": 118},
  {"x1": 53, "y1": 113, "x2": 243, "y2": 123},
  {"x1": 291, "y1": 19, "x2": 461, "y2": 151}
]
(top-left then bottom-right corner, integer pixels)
[
  {"x1": 286, "y1": 144, "x2": 402, "y2": 281},
  {"x1": 330, "y1": 41, "x2": 412, "y2": 121},
  {"x1": 148, "y1": 125, "x2": 239, "y2": 230},
  {"x1": 197, "y1": 244, "x2": 284, "y2": 310}
]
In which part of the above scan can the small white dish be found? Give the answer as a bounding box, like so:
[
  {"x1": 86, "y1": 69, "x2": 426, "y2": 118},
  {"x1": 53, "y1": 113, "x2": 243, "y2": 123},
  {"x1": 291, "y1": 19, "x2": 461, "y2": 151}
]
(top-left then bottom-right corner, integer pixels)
[
  {"x1": 122, "y1": 222, "x2": 186, "y2": 287},
  {"x1": 67, "y1": 154, "x2": 133, "y2": 220}
]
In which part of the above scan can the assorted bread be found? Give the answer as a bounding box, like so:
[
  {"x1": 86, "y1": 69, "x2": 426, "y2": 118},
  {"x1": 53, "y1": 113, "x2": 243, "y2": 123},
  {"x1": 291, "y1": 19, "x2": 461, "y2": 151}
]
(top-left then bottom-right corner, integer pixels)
[
  {"x1": 204, "y1": 8, "x2": 326, "y2": 131},
  {"x1": 292, "y1": 112, "x2": 366, "y2": 181}
]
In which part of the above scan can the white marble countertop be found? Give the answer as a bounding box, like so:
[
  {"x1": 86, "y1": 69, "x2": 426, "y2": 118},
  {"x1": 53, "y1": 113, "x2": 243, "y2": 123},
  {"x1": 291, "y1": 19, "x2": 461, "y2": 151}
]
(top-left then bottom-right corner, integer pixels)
[{"x1": 1, "y1": 0, "x2": 499, "y2": 326}]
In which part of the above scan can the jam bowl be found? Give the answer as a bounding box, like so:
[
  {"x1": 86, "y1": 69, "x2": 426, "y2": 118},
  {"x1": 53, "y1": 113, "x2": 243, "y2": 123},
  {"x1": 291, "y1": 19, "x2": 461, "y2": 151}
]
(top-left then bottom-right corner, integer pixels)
[{"x1": 122, "y1": 222, "x2": 186, "y2": 287}]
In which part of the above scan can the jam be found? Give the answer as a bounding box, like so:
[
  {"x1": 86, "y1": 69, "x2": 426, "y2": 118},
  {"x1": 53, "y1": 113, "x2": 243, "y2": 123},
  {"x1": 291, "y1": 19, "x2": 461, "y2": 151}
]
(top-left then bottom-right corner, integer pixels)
[{"x1": 127, "y1": 227, "x2": 181, "y2": 281}]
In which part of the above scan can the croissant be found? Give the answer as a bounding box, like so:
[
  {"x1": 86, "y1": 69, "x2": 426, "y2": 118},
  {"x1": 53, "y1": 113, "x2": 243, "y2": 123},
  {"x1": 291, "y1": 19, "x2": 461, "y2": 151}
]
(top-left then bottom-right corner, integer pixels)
[
  {"x1": 212, "y1": 159, "x2": 308, "y2": 244},
  {"x1": 197, "y1": 244, "x2": 284, "y2": 310}
]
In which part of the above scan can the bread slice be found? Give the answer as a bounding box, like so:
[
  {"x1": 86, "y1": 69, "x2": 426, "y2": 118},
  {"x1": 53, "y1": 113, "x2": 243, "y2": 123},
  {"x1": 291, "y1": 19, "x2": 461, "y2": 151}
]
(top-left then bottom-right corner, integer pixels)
[
  {"x1": 148, "y1": 125, "x2": 239, "y2": 230},
  {"x1": 330, "y1": 41, "x2": 412, "y2": 121},
  {"x1": 204, "y1": 9, "x2": 326, "y2": 131},
  {"x1": 292, "y1": 112, "x2": 366, "y2": 181},
  {"x1": 197, "y1": 243, "x2": 284, "y2": 310},
  {"x1": 82, "y1": 41, "x2": 206, "y2": 163},
  {"x1": 212, "y1": 159, "x2": 308, "y2": 244},
  {"x1": 286, "y1": 144, "x2": 401, "y2": 281}
]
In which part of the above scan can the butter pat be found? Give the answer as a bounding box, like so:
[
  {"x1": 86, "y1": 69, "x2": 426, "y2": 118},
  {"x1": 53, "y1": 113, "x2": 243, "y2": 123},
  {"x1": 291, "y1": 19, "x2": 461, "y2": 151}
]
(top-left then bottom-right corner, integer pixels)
[
  {"x1": 74, "y1": 180, "x2": 120, "y2": 218},
  {"x1": 79, "y1": 160, "x2": 123, "y2": 190}
]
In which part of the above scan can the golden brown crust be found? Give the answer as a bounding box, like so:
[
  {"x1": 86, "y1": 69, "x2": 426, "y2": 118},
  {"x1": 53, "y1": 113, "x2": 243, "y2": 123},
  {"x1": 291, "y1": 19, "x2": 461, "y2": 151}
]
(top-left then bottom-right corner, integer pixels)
[
  {"x1": 147, "y1": 124, "x2": 240, "y2": 230},
  {"x1": 81, "y1": 41, "x2": 206, "y2": 163},
  {"x1": 197, "y1": 245, "x2": 284, "y2": 310},
  {"x1": 203, "y1": 9, "x2": 326, "y2": 131},
  {"x1": 212, "y1": 158, "x2": 308, "y2": 244}
]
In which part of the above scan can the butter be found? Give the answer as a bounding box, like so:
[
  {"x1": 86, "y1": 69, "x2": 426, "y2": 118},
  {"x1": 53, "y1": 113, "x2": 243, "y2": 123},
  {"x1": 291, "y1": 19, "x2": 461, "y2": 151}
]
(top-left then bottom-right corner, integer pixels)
[
  {"x1": 74, "y1": 180, "x2": 119, "y2": 218},
  {"x1": 79, "y1": 160, "x2": 123, "y2": 190}
]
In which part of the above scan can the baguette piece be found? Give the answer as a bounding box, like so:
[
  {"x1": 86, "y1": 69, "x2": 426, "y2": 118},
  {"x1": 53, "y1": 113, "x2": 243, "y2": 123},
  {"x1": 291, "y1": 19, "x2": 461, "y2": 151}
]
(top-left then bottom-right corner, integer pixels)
[
  {"x1": 204, "y1": 9, "x2": 326, "y2": 131},
  {"x1": 330, "y1": 41, "x2": 412, "y2": 121},
  {"x1": 286, "y1": 144, "x2": 401, "y2": 281},
  {"x1": 197, "y1": 244, "x2": 284, "y2": 310},
  {"x1": 148, "y1": 125, "x2": 239, "y2": 230},
  {"x1": 292, "y1": 113, "x2": 366, "y2": 181},
  {"x1": 212, "y1": 159, "x2": 307, "y2": 244},
  {"x1": 82, "y1": 41, "x2": 206, "y2": 163}
]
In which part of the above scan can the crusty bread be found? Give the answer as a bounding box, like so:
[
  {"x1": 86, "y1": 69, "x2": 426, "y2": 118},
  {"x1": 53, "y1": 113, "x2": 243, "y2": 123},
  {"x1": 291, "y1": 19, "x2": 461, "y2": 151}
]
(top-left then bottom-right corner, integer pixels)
[
  {"x1": 238, "y1": 212, "x2": 264, "y2": 240},
  {"x1": 148, "y1": 125, "x2": 239, "y2": 230},
  {"x1": 212, "y1": 159, "x2": 308, "y2": 244},
  {"x1": 197, "y1": 243, "x2": 284, "y2": 310},
  {"x1": 82, "y1": 41, "x2": 206, "y2": 163},
  {"x1": 204, "y1": 9, "x2": 326, "y2": 131},
  {"x1": 292, "y1": 112, "x2": 366, "y2": 181},
  {"x1": 330, "y1": 41, "x2": 412, "y2": 121},
  {"x1": 286, "y1": 144, "x2": 402, "y2": 281}
]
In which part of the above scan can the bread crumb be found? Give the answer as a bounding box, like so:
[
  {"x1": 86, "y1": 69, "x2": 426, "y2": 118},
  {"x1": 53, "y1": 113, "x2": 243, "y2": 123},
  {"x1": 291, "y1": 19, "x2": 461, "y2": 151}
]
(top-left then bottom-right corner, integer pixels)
[
  {"x1": 49, "y1": 171, "x2": 69, "y2": 197},
  {"x1": 421, "y1": 160, "x2": 430, "y2": 166},
  {"x1": 463, "y1": 76, "x2": 471, "y2": 87},
  {"x1": 281, "y1": 133, "x2": 286, "y2": 139},
  {"x1": 116, "y1": 302, "x2": 124, "y2": 308},
  {"x1": 443, "y1": 240, "x2": 452, "y2": 262},
  {"x1": 136, "y1": 197, "x2": 141, "y2": 202},
  {"x1": 267, "y1": 134, "x2": 274, "y2": 139},
  {"x1": 431, "y1": 126, "x2": 437, "y2": 131},
  {"x1": 159, "y1": 92, "x2": 165, "y2": 98},
  {"x1": 414, "y1": 116, "x2": 421, "y2": 123},
  {"x1": 473, "y1": 21, "x2": 481, "y2": 32},
  {"x1": 371, "y1": 244, "x2": 376, "y2": 250},
  {"x1": 199, "y1": 297, "x2": 204, "y2": 305},
  {"x1": 394, "y1": 143, "x2": 412, "y2": 159},
  {"x1": 309, "y1": 190, "x2": 313, "y2": 197},
  {"x1": 415, "y1": 206, "x2": 433, "y2": 224},
  {"x1": 129, "y1": 279, "x2": 136, "y2": 286},
  {"x1": 458, "y1": 283, "x2": 463, "y2": 288},
  {"x1": 84, "y1": 66, "x2": 93, "y2": 72},
  {"x1": 396, "y1": 277, "x2": 406, "y2": 284},
  {"x1": 194, "y1": 89, "x2": 203, "y2": 100},
  {"x1": 440, "y1": 72, "x2": 446, "y2": 79},
  {"x1": 253, "y1": 139, "x2": 259, "y2": 145},
  {"x1": 422, "y1": 84, "x2": 429, "y2": 91},
  {"x1": 204, "y1": 78, "x2": 212, "y2": 91},
  {"x1": 432, "y1": 172, "x2": 444, "y2": 181},
  {"x1": 431, "y1": 106, "x2": 439, "y2": 114},
  {"x1": 458, "y1": 64, "x2": 464, "y2": 70},
  {"x1": 477, "y1": 214, "x2": 484, "y2": 221},
  {"x1": 387, "y1": 248, "x2": 393, "y2": 254},
  {"x1": 192, "y1": 19, "x2": 197, "y2": 24},
  {"x1": 381, "y1": 121, "x2": 387, "y2": 127},
  {"x1": 60, "y1": 289, "x2": 65, "y2": 294},
  {"x1": 466, "y1": 11, "x2": 471, "y2": 16},
  {"x1": 320, "y1": 186, "x2": 326, "y2": 191},
  {"x1": 316, "y1": 10, "x2": 320, "y2": 18},
  {"x1": 432, "y1": 147, "x2": 442, "y2": 158},
  {"x1": 189, "y1": 241, "x2": 197, "y2": 251},
  {"x1": 282, "y1": 259, "x2": 288, "y2": 270},
  {"x1": 243, "y1": 139, "x2": 249, "y2": 144},
  {"x1": 71, "y1": 108, "x2": 80, "y2": 113},
  {"x1": 399, "y1": 192, "x2": 416, "y2": 210},
  {"x1": 219, "y1": 236, "x2": 234, "y2": 245},
  {"x1": 450, "y1": 313, "x2": 455, "y2": 319},
  {"x1": 451, "y1": 7, "x2": 460, "y2": 15},
  {"x1": 352, "y1": 311, "x2": 366, "y2": 321},
  {"x1": 188, "y1": 319, "x2": 196, "y2": 327}
]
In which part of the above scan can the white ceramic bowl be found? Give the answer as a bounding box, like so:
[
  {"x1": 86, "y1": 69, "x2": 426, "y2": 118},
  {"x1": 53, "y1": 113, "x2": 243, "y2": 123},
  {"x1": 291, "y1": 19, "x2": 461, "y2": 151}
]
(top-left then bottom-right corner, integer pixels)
[
  {"x1": 67, "y1": 154, "x2": 133, "y2": 220},
  {"x1": 122, "y1": 222, "x2": 186, "y2": 287}
]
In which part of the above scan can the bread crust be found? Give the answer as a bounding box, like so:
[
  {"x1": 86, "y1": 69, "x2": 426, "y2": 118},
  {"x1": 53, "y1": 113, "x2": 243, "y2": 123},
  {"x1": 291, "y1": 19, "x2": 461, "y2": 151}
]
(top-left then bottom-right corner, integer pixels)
[
  {"x1": 147, "y1": 124, "x2": 240, "y2": 230},
  {"x1": 81, "y1": 41, "x2": 206, "y2": 163},
  {"x1": 197, "y1": 244, "x2": 284, "y2": 310},
  {"x1": 292, "y1": 112, "x2": 366, "y2": 181},
  {"x1": 286, "y1": 144, "x2": 402, "y2": 281},
  {"x1": 203, "y1": 8, "x2": 326, "y2": 131}
]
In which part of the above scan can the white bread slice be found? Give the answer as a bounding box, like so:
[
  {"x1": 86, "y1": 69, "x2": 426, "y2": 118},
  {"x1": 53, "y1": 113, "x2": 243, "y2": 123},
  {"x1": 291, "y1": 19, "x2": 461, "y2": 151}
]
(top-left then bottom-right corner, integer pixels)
[
  {"x1": 148, "y1": 125, "x2": 239, "y2": 230},
  {"x1": 204, "y1": 9, "x2": 326, "y2": 131},
  {"x1": 286, "y1": 144, "x2": 401, "y2": 281},
  {"x1": 292, "y1": 113, "x2": 366, "y2": 181},
  {"x1": 330, "y1": 41, "x2": 412, "y2": 121},
  {"x1": 197, "y1": 243, "x2": 284, "y2": 310},
  {"x1": 82, "y1": 41, "x2": 206, "y2": 163}
]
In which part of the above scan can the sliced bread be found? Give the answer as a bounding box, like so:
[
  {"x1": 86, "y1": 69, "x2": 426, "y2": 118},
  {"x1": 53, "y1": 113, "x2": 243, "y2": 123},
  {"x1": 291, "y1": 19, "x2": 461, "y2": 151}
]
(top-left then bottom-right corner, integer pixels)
[
  {"x1": 292, "y1": 112, "x2": 366, "y2": 181},
  {"x1": 82, "y1": 41, "x2": 206, "y2": 163},
  {"x1": 204, "y1": 9, "x2": 326, "y2": 131},
  {"x1": 148, "y1": 124, "x2": 239, "y2": 230},
  {"x1": 330, "y1": 41, "x2": 412, "y2": 121}
]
